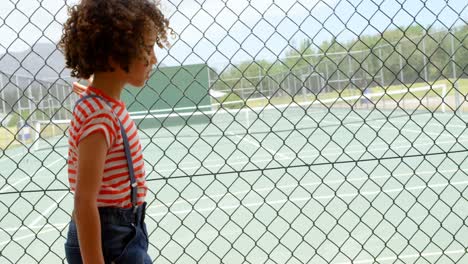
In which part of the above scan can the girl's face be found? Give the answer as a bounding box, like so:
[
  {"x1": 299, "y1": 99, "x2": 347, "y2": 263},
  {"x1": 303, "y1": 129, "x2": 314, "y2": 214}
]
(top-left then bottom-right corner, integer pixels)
[{"x1": 126, "y1": 28, "x2": 158, "y2": 87}]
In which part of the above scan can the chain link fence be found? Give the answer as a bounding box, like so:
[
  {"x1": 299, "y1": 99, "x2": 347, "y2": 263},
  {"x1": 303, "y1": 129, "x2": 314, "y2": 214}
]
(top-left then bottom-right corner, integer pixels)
[{"x1": 1, "y1": 0, "x2": 468, "y2": 263}]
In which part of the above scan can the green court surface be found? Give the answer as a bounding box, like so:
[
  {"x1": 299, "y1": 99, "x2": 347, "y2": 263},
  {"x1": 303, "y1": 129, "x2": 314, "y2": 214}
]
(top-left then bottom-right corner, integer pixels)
[{"x1": 0, "y1": 106, "x2": 467, "y2": 263}]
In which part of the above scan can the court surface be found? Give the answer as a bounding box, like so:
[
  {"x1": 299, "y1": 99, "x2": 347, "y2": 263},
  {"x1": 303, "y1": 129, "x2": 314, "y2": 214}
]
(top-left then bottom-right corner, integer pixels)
[{"x1": 1, "y1": 105, "x2": 467, "y2": 263}]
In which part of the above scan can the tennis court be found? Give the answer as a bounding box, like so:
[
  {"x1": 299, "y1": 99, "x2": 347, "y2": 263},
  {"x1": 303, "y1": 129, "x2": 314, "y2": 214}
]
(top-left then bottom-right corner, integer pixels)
[{"x1": 1, "y1": 85, "x2": 467, "y2": 263}]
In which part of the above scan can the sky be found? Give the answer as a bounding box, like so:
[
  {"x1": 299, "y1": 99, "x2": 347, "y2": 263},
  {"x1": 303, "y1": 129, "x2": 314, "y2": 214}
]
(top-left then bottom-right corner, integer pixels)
[{"x1": 0, "y1": 0, "x2": 466, "y2": 74}]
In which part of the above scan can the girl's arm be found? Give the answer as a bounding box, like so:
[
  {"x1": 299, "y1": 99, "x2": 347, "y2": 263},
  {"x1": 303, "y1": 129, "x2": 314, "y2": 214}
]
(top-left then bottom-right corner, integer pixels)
[{"x1": 74, "y1": 132, "x2": 108, "y2": 264}]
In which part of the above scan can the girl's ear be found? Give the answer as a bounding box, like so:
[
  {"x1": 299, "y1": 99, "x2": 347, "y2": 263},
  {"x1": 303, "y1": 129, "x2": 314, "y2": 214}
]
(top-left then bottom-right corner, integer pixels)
[
  {"x1": 72, "y1": 76, "x2": 92, "y2": 95},
  {"x1": 72, "y1": 82, "x2": 88, "y2": 95},
  {"x1": 107, "y1": 57, "x2": 118, "y2": 72}
]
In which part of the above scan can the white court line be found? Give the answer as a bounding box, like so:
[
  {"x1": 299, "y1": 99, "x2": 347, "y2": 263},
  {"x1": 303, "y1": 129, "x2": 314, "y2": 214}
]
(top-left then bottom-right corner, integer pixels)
[
  {"x1": 1, "y1": 193, "x2": 68, "y2": 238},
  {"x1": 5, "y1": 126, "x2": 461, "y2": 191},
  {"x1": 346, "y1": 122, "x2": 447, "y2": 138},
  {"x1": 376, "y1": 117, "x2": 468, "y2": 129},
  {"x1": 0, "y1": 152, "x2": 24, "y2": 163},
  {"x1": 0, "y1": 193, "x2": 68, "y2": 234},
  {"x1": 4, "y1": 113, "x2": 463, "y2": 180},
  {"x1": 228, "y1": 131, "x2": 290, "y2": 160},
  {"x1": 4, "y1": 122, "x2": 461, "y2": 218},
  {"x1": 342, "y1": 114, "x2": 468, "y2": 137},
  {"x1": 148, "y1": 167, "x2": 467, "y2": 211},
  {"x1": 150, "y1": 117, "x2": 466, "y2": 173},
  {"x1": 2, "y1": 226, "x2": 466, "y2": 263},
  {"x1": 0, "y1": 157, "x2": 65, "y2": 193},
  {"x1": 4, "y1": 167, "x2": 464, "y2": 233},
  {"x1": 2, "y1": 113, "x2": 466, "y2": 238},
  {"x1": 0, "y1": 226, "x2": 59, "y2": 247},
  {"x1": 2, "y1": 223, "x2": 67, "y2": 233},
  {"x1": 0, "y1": 141, "x2": 64, "y2": 163},
  {"x1": 147, "y1": 180, "x2": 468, "y2": 217},
  {"x1": 364, "y1": 113, "x2": 468, "y2": 129},
  {"x1": 334, "y1": 248, "x2": 468, "y2": 264},
  {"x1": 2, "y1": 180, "x2": 466, "y2": 245},
  {"x1": 154, "y1": 137, "x2": 468, "y2": 174},
  {"x1": 28, "y1": 193, "x2": 68, "y2": 228},
  {"x1": 4, "y1": 167, "x2": 465, "y2": 232},
  {"x1": 318, "y1": 117, "x2": 458, "y2": 139}
]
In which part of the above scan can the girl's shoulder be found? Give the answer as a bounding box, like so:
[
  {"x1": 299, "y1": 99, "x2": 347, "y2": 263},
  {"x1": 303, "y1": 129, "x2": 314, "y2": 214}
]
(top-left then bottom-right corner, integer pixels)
[
  {"x1": 72, "y1": 93, "x2": 121, "y2": 130},
  {"x1": 70, "y1": 93, "x2": 121, "y2": 148}
]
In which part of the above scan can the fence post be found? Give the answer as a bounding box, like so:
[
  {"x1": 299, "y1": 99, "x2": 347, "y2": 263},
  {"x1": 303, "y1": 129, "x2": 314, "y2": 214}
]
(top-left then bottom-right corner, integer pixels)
[
  {"x1": 450, "y1": 29, "x2": 461, "y2": 112},
  {"x1": 422, "y1": 31, "x2": 429, "y2": 82},
  {"x1": 0, "y1": 75, "x2": 5, "y2": 117}
]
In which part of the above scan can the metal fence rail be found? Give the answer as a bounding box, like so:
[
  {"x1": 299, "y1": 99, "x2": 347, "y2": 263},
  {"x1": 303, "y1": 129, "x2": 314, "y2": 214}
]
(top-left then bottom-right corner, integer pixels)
[{"x1": 0, "y1": 0, "x2": 467, "y2": 263}]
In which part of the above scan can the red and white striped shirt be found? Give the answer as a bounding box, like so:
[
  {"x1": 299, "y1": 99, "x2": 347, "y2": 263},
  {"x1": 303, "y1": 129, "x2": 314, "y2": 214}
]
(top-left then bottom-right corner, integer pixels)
[{"x1": 67, "y1": 87, "x2": 147, "y2": 208}]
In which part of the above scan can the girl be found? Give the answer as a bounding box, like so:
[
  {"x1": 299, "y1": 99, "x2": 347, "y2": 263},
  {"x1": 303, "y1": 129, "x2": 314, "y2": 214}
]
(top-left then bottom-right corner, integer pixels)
[{"x1": 59, "y1": 0, "x2": 172, "y2": 263}]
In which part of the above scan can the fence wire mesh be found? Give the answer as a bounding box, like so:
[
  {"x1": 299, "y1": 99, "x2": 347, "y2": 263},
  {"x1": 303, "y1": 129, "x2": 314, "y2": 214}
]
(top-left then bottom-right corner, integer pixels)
[{"x1": 1, "y1": 0, "x2": 468, "y2": 263}]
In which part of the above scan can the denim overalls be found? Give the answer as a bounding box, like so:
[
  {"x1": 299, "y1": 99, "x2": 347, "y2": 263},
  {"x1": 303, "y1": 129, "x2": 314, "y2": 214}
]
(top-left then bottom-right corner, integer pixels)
[{"x1": 64, "y1": 95, "x2": 151, "y2": 264}]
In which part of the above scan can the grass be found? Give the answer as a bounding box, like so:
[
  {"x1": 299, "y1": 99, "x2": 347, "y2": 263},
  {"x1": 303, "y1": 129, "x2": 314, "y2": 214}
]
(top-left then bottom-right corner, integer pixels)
[{"x1": 0, "y1": 127, "x2": 20, "y2": 150}]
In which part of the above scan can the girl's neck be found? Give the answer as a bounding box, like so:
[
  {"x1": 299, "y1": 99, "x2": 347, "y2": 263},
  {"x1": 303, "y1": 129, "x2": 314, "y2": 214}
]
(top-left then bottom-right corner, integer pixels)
[{"x1": 91, "y1": 72, "x2": 126, "y2": 100}]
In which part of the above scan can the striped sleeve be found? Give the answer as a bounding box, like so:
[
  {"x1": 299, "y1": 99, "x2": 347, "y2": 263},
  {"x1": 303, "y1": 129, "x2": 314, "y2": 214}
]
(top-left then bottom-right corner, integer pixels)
[{"x1": 76, "y1": 108, "x2": 119, "y2": 149}]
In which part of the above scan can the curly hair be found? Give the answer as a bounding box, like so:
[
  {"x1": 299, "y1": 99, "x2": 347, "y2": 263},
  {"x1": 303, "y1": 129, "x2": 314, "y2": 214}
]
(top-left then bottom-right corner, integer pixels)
[{"x1": 59, "y1": 0, "x2": 174, "y2": 79}]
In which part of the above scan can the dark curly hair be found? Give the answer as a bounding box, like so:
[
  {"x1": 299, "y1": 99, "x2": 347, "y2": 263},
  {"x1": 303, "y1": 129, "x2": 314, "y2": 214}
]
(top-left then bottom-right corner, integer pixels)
[{"x1": 59, "y1": 0, "x2": 174, "y2": 79}]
